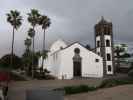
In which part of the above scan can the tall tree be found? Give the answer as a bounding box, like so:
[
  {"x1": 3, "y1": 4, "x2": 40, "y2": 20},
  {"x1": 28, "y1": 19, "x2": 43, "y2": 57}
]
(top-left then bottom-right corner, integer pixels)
[
  {"x1": 6, "y1": 10, "x2": 22, "y2": 68},
  {"x1": 39, "y1": 15, "x2": 51, "y2": 70},
  {"x1": 0, "y1": 54, "x2": 22, "y2": 69},
  {"x1": 85, "y1": 44, "x2": 91, "y2": 50},
  {"x1": 23, "y1": 38, "x2": 32, "y2": 73},
  {"x1": 24, "y1": 37, "x2": 32, "y2": 52},
  {"x1": 114, "y1": 44, "x2": 128, "y2": 72},
  {"x1": 27, "y1": 9, "x2": 40, "y2": 78}
]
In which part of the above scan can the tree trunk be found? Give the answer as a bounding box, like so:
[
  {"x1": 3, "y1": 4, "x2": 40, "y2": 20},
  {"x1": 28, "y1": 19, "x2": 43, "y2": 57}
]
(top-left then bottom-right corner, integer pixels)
[
  {"x1": 43, "y1": 29, "x2": 45, "y2": 53},
  {"x1": 32, "y1": 26, "x2": 35, "y2": 78},
  {"x1": 116, "y1": 52, "x2": 120, "y2": 72},
  {"x1": 41, "y1": 29, "x2": 45, "y2": 74},
  {"x1": 11, "y1": 27, "x2": 15, "y2": 68},
  {"x1": 40, "y1": 56, "x2": 44, "y2": 74}
]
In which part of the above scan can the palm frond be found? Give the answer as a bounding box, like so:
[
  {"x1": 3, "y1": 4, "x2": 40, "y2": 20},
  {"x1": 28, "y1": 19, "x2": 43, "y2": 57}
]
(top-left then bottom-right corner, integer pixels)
[
  {"x1": 6, "y1": 10, "x2": 23, "y2": 29},
  {"x1": 28, "y1": 28, "x2": 35, "y2": 38},
  {"x1": 25, "y1": 38, "x2": 32, "y2": 47},
  {"x1": 39, "y1": 15, "x2": 51, "y2": 30},
  {"x1": 27, "y1": 9, "x2": 40, "y2": 27}
]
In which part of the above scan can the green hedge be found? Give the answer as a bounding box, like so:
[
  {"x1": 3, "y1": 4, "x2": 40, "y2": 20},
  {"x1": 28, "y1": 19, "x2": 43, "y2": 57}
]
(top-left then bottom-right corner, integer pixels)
[
  {"x1": 64, "y1": 85, "x2": 97, "y2": 95},
  {"x1": 99, "y1": 78, "x2": 133, "y2": 88},
  {"x1": 54, "y1": 78, "x2": 133, "y2": 95}
]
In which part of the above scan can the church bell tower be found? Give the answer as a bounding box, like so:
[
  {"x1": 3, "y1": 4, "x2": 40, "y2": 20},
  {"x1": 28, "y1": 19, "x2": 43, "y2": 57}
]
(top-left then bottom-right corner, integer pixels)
[{"x1": 94, "y1": 17, "x2": 114, "y2": 76}]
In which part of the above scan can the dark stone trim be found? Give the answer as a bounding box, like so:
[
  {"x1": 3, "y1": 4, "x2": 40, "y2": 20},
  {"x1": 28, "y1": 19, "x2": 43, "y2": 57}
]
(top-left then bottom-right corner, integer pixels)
[
  {"x1": 100, "y1": 34, "x2": 107, "y2": 76},
  {"x1": 111, "y1": 30, "x2": 115, "y2": 74}
]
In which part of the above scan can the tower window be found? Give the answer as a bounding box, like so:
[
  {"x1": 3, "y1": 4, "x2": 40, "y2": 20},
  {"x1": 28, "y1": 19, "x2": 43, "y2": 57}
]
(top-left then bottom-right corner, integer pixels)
[
  {"x1": 108, "y1": 65, "x2": 112, "y2": 72},
  {"x1": 97, "y1": 52, "x2": 100, "y2": 55},
  {"x1": 107, "y1": 53, "x2": 111, "y2": 61},
  {"x1": 60, "y1": 46, "x2": 63, "y2": 49},
  {"x1": 95, "y1": 59, "x2": 99, "y2": 62},
  {"x1": 106, "y1": 40, "x2": 110, "y2": 47},
  {"x1": 97, "y1": 41, "x2": 100, "y2": 47}
]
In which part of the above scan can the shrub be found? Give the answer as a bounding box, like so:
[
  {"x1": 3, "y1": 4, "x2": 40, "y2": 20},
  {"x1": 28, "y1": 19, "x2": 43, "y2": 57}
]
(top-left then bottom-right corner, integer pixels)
[
  {"x1": 0, "y1": 54, "x2": 22, "y2": 69},
  {"x1": 64, "y1": 85, "x2": 97, "y2": 95},
  {"x1": 10, "y1": 72, "x2": 26, "y2": 81},
  {"x1": 128, "y1": 69, "x2": 133, "y2": 78},
  {"x1": 55, "y1": 78, "x2": 133, "y2": 95},
  {"x1": 99, "y1": 78, "x2": 133, "y2": 88},
  {"x1": 35, "y1": 72, "x2": 56, "y2": 80}
]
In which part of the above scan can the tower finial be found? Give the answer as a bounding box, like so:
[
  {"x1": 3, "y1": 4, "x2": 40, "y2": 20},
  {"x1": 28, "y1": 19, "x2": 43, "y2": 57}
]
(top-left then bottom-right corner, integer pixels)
[{"x1": 101, "y1": 16, "x2": 104, "y2": 21}]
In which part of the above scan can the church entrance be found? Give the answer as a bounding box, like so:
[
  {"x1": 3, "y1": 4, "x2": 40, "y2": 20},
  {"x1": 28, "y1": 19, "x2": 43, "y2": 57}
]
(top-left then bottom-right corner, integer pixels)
[
  {"x1": 73, "y1": 61, "x2": 81, "y2": 76},
  {"x1": 73, "y1": 48, "x2": 82, "y2": 77}
]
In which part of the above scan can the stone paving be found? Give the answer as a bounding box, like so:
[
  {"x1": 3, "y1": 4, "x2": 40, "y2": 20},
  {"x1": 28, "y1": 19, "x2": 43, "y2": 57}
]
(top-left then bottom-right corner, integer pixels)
[
  {"x1": 7, "y1": 74, "x2": 130, "y2": 100},
  {"x1": 8, "y1": 78, "x2": 103, "y2": 100}
]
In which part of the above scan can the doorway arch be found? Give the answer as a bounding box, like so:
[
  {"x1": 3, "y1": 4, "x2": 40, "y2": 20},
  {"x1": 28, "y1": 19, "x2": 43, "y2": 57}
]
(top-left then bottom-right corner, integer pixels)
[{"x1": 73, "y1": 48, "x2": 82, "y2": 77}]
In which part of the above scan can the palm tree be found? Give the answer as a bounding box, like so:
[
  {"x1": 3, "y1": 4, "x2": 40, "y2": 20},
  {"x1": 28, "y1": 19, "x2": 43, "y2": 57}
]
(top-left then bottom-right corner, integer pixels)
[
  {"x1": 28, "y1": 28, "x2": 35, "y2": 39},
  {"x1": 6, "y1": 10, "x2": 22, "y2": 68},
  {"x1": 39, "y1": 15, "x2": 51, "y2": 71},
  {"x1": 27, "y1": 9, "x2": 40, "y2": 78},
  {"x1": 24, "y1": 38, "x2": 32, "y2": 74},
  {"x1": 24, "y1": 37, "x2": 32, "y2": 52}
]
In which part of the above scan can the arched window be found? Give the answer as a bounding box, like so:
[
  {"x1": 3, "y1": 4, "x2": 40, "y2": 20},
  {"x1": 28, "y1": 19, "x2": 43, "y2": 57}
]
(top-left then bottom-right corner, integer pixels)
[
  {"x1": 97, "y1": 41, "x2": 100, "y2": 47},
  {"x1": 106, "y1": 40, "x2": 110, "y2": 47},
  {"x1": 74, "y1": 48, "x2": 80, "y2": 54},
  {"x1": 97, "y1": 52, "x2": 100, "y2": 55},
  {"x1": 108, "y1": 65, "x2": 112, "y2": 72},
  {"x1": 107, "y1": 53, "x2": 111, "y2": 61},
  {"x1": 95, "y1": 59, "x2": 99, "y2": 62}
]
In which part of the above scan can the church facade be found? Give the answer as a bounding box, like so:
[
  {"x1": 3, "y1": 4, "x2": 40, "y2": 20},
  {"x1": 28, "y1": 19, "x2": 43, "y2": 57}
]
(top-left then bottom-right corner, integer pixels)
[{"x1": 38, "y1": 17, "x2": 114, "y2": 79}]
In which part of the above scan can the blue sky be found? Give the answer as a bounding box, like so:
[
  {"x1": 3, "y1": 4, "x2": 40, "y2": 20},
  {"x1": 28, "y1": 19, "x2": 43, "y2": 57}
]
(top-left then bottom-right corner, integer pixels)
[{"x1": 0, "y1": 0, "x2": 133, "y2": 56}]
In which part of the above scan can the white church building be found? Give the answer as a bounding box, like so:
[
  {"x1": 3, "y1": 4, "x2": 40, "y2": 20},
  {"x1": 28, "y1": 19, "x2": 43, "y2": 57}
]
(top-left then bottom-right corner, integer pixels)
[{"x1": 38, "y1": 17, "x2": 115, "y2": 79}]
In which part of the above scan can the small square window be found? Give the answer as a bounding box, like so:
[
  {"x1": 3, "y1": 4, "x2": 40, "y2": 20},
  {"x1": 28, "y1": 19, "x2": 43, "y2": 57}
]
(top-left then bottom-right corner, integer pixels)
[{"x1": 95, "y1": 59, "x2": 99, "y2": 62}]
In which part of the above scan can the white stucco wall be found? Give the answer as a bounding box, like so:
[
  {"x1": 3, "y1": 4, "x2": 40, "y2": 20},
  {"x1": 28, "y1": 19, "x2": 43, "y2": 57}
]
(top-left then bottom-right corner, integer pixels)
[
  {"x1": 96, "y1": 36, "x2": 100, "y2": 41},
  {"x1": 96, "y1": 48, "x2": 100, "y2": 54},
  {"x1": 50, "y1": 39, "x2": 67, "y2": 53},
  {"x1": 50, "y1": 51, "x2": 62, "y2": 77},
  {"x1": 41, "y1": 51, "x2": 62, "y2": 77},
  {"x1": 40, "y1": 41, "x2": 104, "y2": 79},
  {"x1": 40, "y1": 39, "x2": 67, "y2": 77},
  {"x1": 96, "y1": 36, "x2": 101, "y2": 55},
  {"x1": 58, "y1": 43, "x2": 103, "y2": 79}
]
